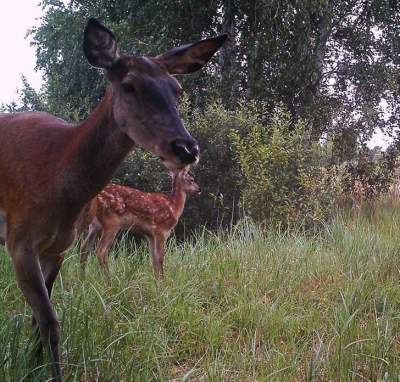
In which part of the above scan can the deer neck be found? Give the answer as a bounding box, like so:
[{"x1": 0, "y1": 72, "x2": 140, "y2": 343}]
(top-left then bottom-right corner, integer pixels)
[
  {"x1": 62, "y1": 88, "x2": 134, "y2": 207},
  {"x1": 169, "y1": 178, "x2": 187, "y2": 220}
]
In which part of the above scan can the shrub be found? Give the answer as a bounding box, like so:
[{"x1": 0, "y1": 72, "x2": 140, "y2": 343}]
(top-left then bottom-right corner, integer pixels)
[
  {"x1": 112, "y1": 96, "x2": 244, "y2": 234},
  {"x1": 231, "y1": 106, "x2": 344, "y2": 228}
]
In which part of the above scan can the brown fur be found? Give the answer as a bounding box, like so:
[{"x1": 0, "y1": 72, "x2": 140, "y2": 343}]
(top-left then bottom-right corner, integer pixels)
[{"x1": 0, "y1": 18, "x2": 226, "y2": 381}]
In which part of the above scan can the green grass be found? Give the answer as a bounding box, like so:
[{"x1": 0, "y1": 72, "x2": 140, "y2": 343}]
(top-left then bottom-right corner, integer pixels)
[{"x1": 1, "y1": 205, "x2": 400, "y2": 381}]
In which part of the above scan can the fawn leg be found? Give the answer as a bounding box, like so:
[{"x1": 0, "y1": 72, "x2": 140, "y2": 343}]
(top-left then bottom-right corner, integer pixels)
[
  {"x1": 80, "y1": 219, "x2": 101, "y2": 267},
  {"x1": 147, "y1": 234, "x2": 166, "y2": 279},
  {"x1": 95, "y1": 227, "x2": 119, "y2": 272}
]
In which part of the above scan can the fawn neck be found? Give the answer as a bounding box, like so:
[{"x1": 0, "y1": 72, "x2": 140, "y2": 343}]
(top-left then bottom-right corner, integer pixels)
[
  {"x1": 169, "y1": 176, "x2": 187, "y2": 220},
  {"x1": 62, "y1": 88, "x2": 134, "y2": 209}
]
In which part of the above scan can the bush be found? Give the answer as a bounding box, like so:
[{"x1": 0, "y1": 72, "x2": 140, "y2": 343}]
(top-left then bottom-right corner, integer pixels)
[
  {"x1": 343, "y1": 148, "x2": 396, "y2": 201},
  {"x1": 231, "y1": 106, "x2": 344, "y2": 228},
  {"x1": 112, "y1": 96, "x2": 243, "y2": 235},
  {"x1": 76, "y1": 97, "x2": 398, "y2": 234},
  {"x1": 114, "y1": 101, "x2": 352, "y2": 233}
]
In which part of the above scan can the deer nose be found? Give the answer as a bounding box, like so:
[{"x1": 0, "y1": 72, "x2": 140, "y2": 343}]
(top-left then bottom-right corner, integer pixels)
[{"x1": 171, "y1": 139, "x2": 199, "y2": 164}]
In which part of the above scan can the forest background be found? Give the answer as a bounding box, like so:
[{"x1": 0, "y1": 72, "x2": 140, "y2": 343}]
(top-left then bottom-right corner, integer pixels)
[{"x1": 4, "y1": 0, "x2": 400, "y2": 233}]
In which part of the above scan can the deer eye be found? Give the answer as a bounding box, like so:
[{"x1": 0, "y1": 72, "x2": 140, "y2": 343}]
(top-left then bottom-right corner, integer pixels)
[{"x1": 121, "y1": 83, "x2": 136, "y2": 94}]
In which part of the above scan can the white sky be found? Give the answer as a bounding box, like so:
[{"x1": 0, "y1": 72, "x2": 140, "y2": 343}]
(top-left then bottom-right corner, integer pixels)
[
  {"x1": 369, "y1": 129, "x2": 391, "y2": 149},
  {"x1": 0, "y1": 1, "x2": 43, "y2": 106},
  {"x1": 0, "y1": 1, "x2": 391, "y2": 149}
]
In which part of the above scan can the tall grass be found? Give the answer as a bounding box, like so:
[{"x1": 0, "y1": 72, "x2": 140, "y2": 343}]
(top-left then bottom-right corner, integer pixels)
[{"x1": 1, "y1": 204, "x2": 400, "y2": 381}]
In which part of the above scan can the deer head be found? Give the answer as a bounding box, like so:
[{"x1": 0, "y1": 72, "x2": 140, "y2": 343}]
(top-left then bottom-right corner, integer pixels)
[{"x1": 83, "y1": 18, "x2": 227, "y2": 170}]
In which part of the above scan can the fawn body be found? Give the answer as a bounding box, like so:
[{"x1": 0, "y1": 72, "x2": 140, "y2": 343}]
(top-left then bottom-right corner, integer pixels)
[{"x1": 80, "y1": 167, "x2": 200, "y2": 277}]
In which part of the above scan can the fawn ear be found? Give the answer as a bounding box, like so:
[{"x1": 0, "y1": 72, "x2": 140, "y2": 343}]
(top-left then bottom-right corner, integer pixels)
[
  {"x1": 168, "y1": 170, "x2": 176, "y2": 178},
  {"x1": 83, "y1": 18, "x2": 119, "y2": 69},
  {"x1": 181, "y1": 165, "x2": 191, "y2": 175},
  {"x1": 156, "y1": 34, "x2": 227, "y2": 75}
]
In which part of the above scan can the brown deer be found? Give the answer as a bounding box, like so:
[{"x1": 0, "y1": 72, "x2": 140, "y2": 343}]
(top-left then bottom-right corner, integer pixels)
[
  {"x1": 80, "y1": 166, "x2": 200, "y2": 277},
  {"x1": 0, "y1": 18, "x2": 226, "y2": 381}
]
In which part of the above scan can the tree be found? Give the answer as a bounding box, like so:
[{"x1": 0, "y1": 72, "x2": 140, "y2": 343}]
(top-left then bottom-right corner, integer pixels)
[
  {"x1": 6, "y1": 0, "x2": 400, "y2": 232},
  {"x1": 20, "y1": 1, "x2": 399, "y2": 152}
]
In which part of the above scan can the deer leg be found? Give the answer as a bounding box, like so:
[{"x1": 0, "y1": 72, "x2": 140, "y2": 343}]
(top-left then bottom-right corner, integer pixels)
[
  {"x1": 95, "y1": 227, "x2": 119, "y2": 272},
  {"x1": 11, "y1": 245, "x2": 62, "y2": 381},
  {"x1": 32, "y1": 253, "x2": 64, "y2": 362},
  {"x1": 0, "y1": 209, "x2": 6, "y2": 245},
  {"x1": 80, "y1": 218, "x2": 101, "y2": 267},
  {"x1": 147, "y1": 234, "x2": 166, "y2": 279}
]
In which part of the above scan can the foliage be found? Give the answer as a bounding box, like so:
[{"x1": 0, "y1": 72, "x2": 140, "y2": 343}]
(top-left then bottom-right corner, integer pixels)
[
  {"x1": 112, "y1": 96, "x2": 242, "y2": 234},
  {"x1": 180, "y1": 99, "x2": 244, "y2": 232},
  {"x1": 24, "y1": 0, "x2": 221, "y2": 120},
  {"x1": 342, "y1": 147, "x2": 397, "y2": 207},
  {"x1": 231, "y1": 106, "x2": 344, "y2": 227},
  {"x1": 3, "y1": 0, "x2": 400, "y2": 231},
  {"x1": 18, "y1": 0, "x2": 400, "y2": 149}
]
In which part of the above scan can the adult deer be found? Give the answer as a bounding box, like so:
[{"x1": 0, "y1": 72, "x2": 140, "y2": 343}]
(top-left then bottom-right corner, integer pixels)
[
  {"x1": 0, "y1": 18, "x2": 226, "y2": 381},
  {"x1": 80, "y1": 166, "x2": 200, "y2": 277}
]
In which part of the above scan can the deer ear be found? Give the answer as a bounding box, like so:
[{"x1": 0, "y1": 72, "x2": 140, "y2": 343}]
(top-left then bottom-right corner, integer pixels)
[
  {"x1": 83, "y1": 18, "x2": 119, "y2": 69},
  {"x1": 156, "y1": 34, "x2": 227, "y2": 75}
]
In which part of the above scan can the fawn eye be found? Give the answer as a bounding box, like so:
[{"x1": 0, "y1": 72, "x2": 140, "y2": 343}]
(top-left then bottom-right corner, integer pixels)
[{"x1": 121, "y1": 83, "x2": 136, "y2": 94}]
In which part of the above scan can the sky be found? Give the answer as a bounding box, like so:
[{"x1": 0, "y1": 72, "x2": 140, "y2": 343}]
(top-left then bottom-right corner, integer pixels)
[
  {"x1": 0, "y1": 2, "x2": 391, "y2": 149},
  {"x1": 0, "y1": 1, "x2": 43, "y2": 106}
]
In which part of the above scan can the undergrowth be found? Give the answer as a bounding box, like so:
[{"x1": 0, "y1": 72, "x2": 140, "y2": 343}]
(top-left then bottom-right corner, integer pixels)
[{"x1": 1, "y1": 204, "x2": 400, "y2": 381}]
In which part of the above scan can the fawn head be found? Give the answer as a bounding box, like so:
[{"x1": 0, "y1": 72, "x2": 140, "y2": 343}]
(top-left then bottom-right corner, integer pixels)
[
  {"x1": 83, "y1": 18, "x2": 226, "y2": 170},
  {"x1": 171, "y1": 166, "x2": 201, "y2": 195}
]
